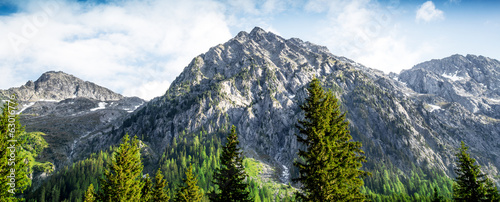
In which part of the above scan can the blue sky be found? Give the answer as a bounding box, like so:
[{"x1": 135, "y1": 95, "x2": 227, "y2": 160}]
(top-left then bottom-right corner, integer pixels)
[{"x1": 0, "y1": 0, "x2": 499, "y2": 100}]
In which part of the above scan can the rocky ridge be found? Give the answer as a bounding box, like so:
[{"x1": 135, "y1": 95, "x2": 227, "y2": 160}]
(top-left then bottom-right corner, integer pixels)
[
  {"x1": 396, "y1": 54, "x2": 500, "y2": 177},
  {"x1": 1, "y1": 71, "x2": 145, "y2": 168},
  {"x1": 103, "y1": 27, "x2": 500, "y2": 186},
  {"x1": 0, "y1": 71, "x2": 123, "y2": 102}
]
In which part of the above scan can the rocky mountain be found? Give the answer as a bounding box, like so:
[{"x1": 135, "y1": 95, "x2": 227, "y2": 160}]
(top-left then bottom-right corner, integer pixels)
[
  {"x1": 396, "y1": 54, "x2": 500, "y2": 176},
  {"x1": 92, "y1": 27, "x2": 500, "y2": 188},
  {"x1": 5, "y1": 28, "x2": 500, "y2": 197},
  {"x1": 0, "y1": 71, "x2": 123, "y2": 102},
  {"x1": 1, "y1": 71, "x2": 145, "y2": 168}
]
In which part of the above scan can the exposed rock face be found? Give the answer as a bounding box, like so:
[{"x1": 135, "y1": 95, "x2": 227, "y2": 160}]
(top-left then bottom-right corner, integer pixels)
[
  {"x1": 1, "y1": 71, "x2": 145, "y2": 168},
  {"x1": 110, "y1": 27, "x2": 500, "y2": 184},
  {"x1": 0, "y1": 71, "x2": 123, "y2": 102},
  {"x1": 397, "y1": 54, "x2": 500, "y2": 177}
]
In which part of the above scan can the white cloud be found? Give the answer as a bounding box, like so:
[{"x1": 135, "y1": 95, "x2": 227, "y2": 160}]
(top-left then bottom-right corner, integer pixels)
[
  {"x1": 0, "y1": 0, "x2": 232, "y2": 100},
  {"x1": 306, "y1": 0, "x2": 434, "y2": 73},
  {"x1": 416, "y1": 1, "x2": 444, "y2": 23}
]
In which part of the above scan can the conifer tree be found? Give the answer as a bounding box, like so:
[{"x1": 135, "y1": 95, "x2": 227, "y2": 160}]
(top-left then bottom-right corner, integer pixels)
[
  {"x1": 431, "y1": 187, "x2": 445, "y2": 202},
  {"x1": 84, "y1": 184, "x2": 96, "y2": 202},
  {"x1": 294, "y1": 78, "x2": 368, "y2": 201},
  {"x1": 484, "y1": 179, "x2": 500, "y2": 201},
  {"x1": 174, "y1": 164, "x2": 203, "y2": 202},
  {"x1": 209, "y1": 125, "x2": 252, "y2": 202},
  {"x1": 99, "y1": 134, "x2": 144, "y2": 201},
  {"x1": 152, "y1": 168, "x2": 170, "y2": 202},
  {"x1": 453, "y1": 141, "x2": 495, "y2": 201},
  {"x1": 142, "y1": 174, "x2": 152, "y2": 202},
  {"x1": 0, "y1": 95, "x2": 30, "y2": 201}
]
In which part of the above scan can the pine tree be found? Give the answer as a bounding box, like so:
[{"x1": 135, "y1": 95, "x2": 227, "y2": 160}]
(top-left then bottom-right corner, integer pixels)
[
  {"x1": 209, "y1": 125, "x2": 252, "y2": 202},
  {"x1": 294, "y1": 78, "x2": 368, "y2": 201},
  {"x1": 431, "y1": 187, "x2": 445, "y2": 202},
  {"x1": 99, "y1": 134, "x2": 144, "y2": 201},
  {"x1": 174, "y1": 164, "x2": 203, "y2": 202},
  {"x1": 84, "y1": 184, "x2": 95, "y2": 202},
  {"x1": 453, "y1": 141, "x2": 492, "y2": 201},
  {"x1": 484, "y1": 178, "x2": 500, "y2": 202},
  {"x1": 142, "y1": 174, "x2": 152, "y2": 202},
  {"x1": 152, "y1": 168, "x2": 170, "y2": 202},
  {"x1": 0, "y1": 95, "x2": 31, "y2": 201}
]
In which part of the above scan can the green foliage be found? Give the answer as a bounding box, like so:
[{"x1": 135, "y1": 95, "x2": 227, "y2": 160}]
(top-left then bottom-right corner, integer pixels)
[
  {"x1": 141, "y1": 174, "x2": 152, "y2": 202},
  {"x1": 84, "y1": 184, "x2": 95, "y2": 202},
  {"x1": 453, "y1": 141, "x2": 499, "y2": 201},
  {"x1": 484, "y1": 179, "x2": 500, "y2": 201},
  {"x1": 151, "y1": 168, "x2": 170, "y2": 202},
  {"x1": 363, "y1": 159, "x2": 454, "y2": 201},
  {"x1": 99, "y1": 134, "x2": 144, "y2": 201},
  {"x1": 26, "y1": 150, "x2": 110, "y2": 202},
  {"x1": 174, "y1": 164, "x2": 203, "y2": 202},
  {"x1": 209, "y1": 125, "x2": 252, "y2": 202},
  {"x1": 19, "y1": 132, "x2": 48, "y2": 157},
  {"x1": 19, "y1": 132, "x2": 54, "y2": 175},
  {"x1": 431, "y1": 187, "x2": 446, "y2": 202},
  {"x1": 0, "y1": 96, "x2": 31, "y2": 201},
  {"x1": 294, "y1": 78, "x2": 368, "y2": 201},
  {"x1": 159, "y1": 129, "x2": 222, "y2": 201},
  {"x1": 159, "y1": 128, "x2": 295, "y2": 202}
]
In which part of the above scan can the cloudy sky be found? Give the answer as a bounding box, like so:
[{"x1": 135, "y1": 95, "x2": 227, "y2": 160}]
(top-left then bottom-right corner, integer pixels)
[{"x1": 1, "y1": 0, "x2": 499, "y2": 100}]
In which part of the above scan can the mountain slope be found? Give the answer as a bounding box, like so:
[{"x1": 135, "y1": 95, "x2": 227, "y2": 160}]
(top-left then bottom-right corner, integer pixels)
[
  {"x1": 397, "y1": 54, "x2": 500, "y2": 177},
  {"x1": 104, "y1": 27, "x2": 496, "y2": 187},
  {"x1": 1, "y1": 71, "x2": 145, "y2": 169}
]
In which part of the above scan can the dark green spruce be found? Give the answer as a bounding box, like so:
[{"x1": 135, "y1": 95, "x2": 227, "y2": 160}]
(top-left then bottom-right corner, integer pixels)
[
  {"x1": 294, "y1": 78, "x2": 369, "y2": 201},
  {"x1": 453, "y1": 141, "x2": 499, "y2": 201},
  {"x1": 99, "y1": 134, "x2": 144, "y2": 201},
  {"x1": 152, "y1": 168, "x2": 170, "y2": 202},
  {"x1": 141, "y1": 174, "x2": 153, "y2": 201},
  {"x1": 209, "y1": 125, "x2": 252, "y2": 202},
  {"x1": 431, "y1": 187, "x2": 445, "y2": 202},
  {"x1": 174, "y1": 164, "x2": 203, "y2": 202}
]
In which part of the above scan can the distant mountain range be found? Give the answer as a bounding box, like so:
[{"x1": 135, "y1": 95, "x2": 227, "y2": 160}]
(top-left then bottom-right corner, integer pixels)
[{"x1": 2, "y1": 27, "x2": 500, "y2": 190}]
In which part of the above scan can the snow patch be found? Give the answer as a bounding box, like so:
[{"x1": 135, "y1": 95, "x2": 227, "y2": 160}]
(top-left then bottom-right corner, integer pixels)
[
  {"x1": 280, "y1": 165, "x2": 290, "y2": 183},
  {"x1": 490, "y1": 98, "x2": 500, "y2": 103},
  {"x1": 39, "y1": 99, "x2": 61, "y2": 102},
  {"x1": 288, "y1": 94, "x2": 295, "y2": 99},
  {"x1": 127, "y1": 102, "x2": 145, "y2": 113},
  {"x1": 90, "y1": 102, "x2": 107, "y2": 111},
  {"x1": 427, "y1": 104, "x2": 442, "y2": 112},
  {"x1": 18, "y1": 102, "x2": 35, "y2": 114},
  {"x1": 442, "y1": 71, "x2": 464, "y2": 81}
]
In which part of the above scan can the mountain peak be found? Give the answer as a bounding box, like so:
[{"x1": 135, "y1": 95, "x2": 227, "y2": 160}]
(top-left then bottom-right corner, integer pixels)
[
  {"x1": 249, "y1": 26, "x2": 266, "y2": 36},
  {"x1": 1, "y1": 71, "x2": 123, "y2": 102},
  {"x1": 36, "y1": 71, "x2": 79, "y2": 83}
]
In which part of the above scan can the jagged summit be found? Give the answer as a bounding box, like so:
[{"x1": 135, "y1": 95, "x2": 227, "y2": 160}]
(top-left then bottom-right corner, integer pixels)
[
  {"x1": 235, "y1": 27, "x2": 271, "y2": 39},
  {"x1": 399, "y1": 54, "x2": 500, "y2": 102},
  {"x1": 410, "y1": 54, "x2": 500, "y2": 76},
  {"x1": 167, "y1": 27, "x2": 338, "y2": 99},
  {"x1": 1, "y1": 71, "x2": 123, "y2": 102}
]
